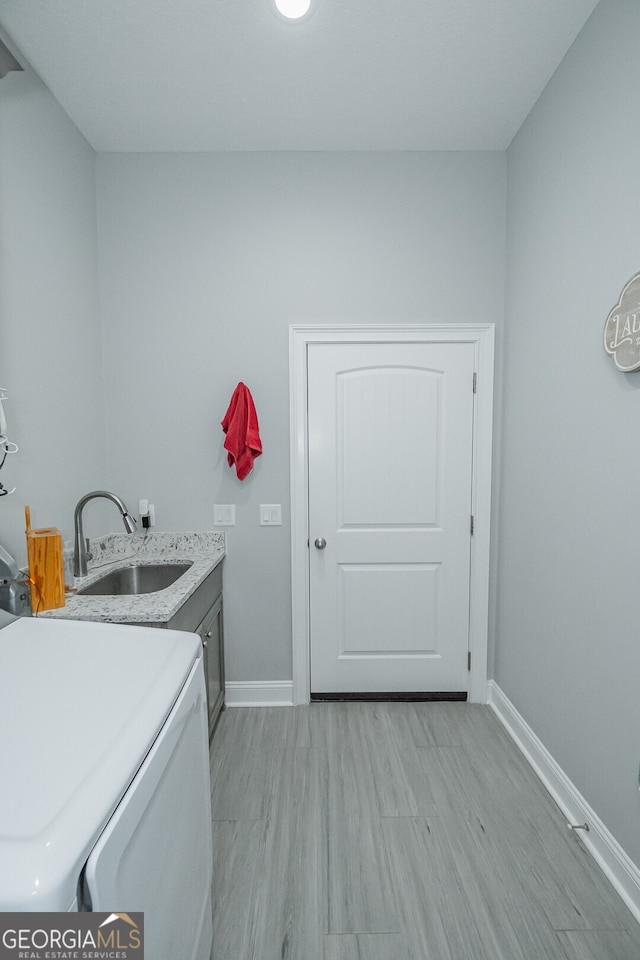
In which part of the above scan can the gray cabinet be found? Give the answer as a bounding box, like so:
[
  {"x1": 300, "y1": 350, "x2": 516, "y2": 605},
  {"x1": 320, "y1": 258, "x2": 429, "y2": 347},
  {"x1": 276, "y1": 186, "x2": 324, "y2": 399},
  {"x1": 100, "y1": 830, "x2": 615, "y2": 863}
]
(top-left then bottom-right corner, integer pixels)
[
  {"x1": 166, "y1": 560, "x2": 225, "y2": 739},
  {"x1": 196, "y1": 593, "x2": 225, "y2": 738}
]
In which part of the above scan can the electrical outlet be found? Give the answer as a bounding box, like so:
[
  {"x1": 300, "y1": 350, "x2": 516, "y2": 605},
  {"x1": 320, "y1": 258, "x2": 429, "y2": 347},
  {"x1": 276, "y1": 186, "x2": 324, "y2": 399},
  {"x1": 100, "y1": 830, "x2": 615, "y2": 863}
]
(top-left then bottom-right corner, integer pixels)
[
  {"x1": 214, "y1": 504, "x2": 236, "y2": 526},
  {"x1": 139, "y1": 499, "x2": 155, "y2": 528}
]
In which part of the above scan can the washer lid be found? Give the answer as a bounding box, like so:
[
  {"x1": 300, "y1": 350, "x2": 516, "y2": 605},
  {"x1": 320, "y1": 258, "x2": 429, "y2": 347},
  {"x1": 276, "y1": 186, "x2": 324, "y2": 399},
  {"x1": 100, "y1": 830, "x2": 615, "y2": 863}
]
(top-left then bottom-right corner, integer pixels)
[{"x1": 0, "y1": 615, "x2": 201, "y2": 910}]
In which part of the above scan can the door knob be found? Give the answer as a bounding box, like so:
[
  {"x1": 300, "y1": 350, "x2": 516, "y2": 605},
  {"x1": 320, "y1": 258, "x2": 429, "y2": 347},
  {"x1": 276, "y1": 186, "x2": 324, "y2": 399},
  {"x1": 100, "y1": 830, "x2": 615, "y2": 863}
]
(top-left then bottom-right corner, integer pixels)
[{"x1": 314, "y1": 537, "x2": 327, "y2": 550}]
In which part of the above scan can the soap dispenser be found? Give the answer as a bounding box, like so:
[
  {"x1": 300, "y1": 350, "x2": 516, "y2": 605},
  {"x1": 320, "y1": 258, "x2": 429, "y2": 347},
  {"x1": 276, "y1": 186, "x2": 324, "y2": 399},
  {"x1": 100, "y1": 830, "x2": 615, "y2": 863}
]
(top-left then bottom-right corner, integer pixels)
[{"x1": 63, "y1": 540, "x2": 74, "y2": 591}]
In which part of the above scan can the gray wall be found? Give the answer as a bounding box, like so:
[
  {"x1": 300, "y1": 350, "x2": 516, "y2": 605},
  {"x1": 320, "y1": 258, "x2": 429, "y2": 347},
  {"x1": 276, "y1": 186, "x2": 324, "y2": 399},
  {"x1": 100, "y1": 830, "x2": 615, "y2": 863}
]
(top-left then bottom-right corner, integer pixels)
[
  {"x1": 3, "y1": 0, "x2": 640, "y2": 887},
  {"x1": 95, "y1": 151, "x2": 507, "y2": 682},
  {"x1": 497, "y1": 0, "x2": 640, "y2": 865},
  {"x1": 0, "y1": 65, "x2": 108, "y2": 564}
]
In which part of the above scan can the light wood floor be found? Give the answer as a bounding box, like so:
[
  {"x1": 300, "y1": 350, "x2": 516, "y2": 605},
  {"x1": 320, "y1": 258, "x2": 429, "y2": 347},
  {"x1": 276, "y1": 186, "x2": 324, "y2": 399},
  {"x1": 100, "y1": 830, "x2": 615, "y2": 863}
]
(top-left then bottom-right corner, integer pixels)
[{"x1": 209, "y1": 702, "x2": 640, "y2": 960}]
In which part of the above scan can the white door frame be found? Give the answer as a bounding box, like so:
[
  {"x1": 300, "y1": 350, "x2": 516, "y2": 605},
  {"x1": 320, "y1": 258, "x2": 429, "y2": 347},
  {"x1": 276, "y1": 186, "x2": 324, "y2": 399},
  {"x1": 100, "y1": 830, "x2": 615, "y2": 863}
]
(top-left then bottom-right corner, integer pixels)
[{"x1": 289, "y1": 323, "x2": 495, "y2": 705}]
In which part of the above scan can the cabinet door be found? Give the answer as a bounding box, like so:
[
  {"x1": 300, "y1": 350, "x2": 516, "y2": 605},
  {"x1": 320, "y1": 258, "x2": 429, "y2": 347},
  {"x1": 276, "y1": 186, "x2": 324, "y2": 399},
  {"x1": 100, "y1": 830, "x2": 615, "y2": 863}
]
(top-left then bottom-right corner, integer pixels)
[{"x1": 198, "y1": 595, "x2": 224, "y2": 738}]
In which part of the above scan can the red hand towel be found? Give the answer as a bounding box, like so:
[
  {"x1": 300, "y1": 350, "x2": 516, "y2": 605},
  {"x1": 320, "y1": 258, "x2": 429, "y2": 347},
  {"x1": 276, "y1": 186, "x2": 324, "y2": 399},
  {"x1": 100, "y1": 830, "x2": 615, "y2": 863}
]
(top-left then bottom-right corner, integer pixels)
[{"x1": 221, "y1": 382, "x2": 263, "y2": 480}]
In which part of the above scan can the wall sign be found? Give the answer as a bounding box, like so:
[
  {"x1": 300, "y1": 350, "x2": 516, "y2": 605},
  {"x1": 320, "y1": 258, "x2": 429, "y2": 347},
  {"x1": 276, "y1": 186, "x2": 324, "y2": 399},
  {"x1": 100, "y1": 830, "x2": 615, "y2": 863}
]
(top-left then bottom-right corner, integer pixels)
[{"x1": 604, "y1": 271, "x2": 640, "y2": 371}]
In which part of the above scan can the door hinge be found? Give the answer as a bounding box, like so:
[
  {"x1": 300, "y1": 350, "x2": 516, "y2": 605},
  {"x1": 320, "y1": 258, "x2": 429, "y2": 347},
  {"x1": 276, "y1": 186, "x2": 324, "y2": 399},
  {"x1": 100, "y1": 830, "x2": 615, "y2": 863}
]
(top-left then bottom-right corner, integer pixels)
[
  {"x1": 470, "y1": 515, "x2": 475, "y2": 536},
  {"x1": 473, "y1": 372, "x2": 477, "y2": 394},
  {"x1": 468, "y1": 651, "x2": 472, "y2": 671}
]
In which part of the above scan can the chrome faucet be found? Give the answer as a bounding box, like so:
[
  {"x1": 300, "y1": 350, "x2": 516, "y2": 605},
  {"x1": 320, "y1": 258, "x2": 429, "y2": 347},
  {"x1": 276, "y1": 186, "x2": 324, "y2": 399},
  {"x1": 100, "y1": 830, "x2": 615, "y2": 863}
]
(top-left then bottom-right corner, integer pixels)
[{"x1": 73, "y1": 490, "x2": 137, "y2": 578}]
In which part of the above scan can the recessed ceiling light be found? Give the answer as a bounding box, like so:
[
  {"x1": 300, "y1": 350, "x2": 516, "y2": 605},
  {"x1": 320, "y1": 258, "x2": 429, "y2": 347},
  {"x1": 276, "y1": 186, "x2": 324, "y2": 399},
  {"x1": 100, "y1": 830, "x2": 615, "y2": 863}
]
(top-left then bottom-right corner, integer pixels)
[{"x1": 273, "y1": 0, "x2": 312, "y2": 20}]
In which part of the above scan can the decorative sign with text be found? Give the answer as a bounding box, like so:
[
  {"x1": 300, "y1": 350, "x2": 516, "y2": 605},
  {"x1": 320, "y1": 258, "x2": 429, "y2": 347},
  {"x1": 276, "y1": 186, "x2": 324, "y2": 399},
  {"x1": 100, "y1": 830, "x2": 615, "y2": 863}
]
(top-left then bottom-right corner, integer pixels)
[{"x1": 604, "y1": 271, "x2": 640, "y2": 371}]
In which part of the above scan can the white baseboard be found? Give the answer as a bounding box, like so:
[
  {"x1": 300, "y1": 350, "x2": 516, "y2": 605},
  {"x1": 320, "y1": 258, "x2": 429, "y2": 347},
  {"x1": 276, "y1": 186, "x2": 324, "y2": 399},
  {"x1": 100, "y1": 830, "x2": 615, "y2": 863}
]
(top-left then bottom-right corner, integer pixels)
[
  {"x1": 225, "y1": 680, "x2": 294, "y2": 707},
  {"x1": 488, "y1": 679, "x2": 640, "y2": 925}
]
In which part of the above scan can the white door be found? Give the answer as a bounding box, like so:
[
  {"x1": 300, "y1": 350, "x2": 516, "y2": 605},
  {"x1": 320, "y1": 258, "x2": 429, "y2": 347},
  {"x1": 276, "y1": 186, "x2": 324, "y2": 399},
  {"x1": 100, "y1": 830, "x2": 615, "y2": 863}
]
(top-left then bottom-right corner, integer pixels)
[{"x1": 308, "y1": 341, "x2": 476, "y2": 695}]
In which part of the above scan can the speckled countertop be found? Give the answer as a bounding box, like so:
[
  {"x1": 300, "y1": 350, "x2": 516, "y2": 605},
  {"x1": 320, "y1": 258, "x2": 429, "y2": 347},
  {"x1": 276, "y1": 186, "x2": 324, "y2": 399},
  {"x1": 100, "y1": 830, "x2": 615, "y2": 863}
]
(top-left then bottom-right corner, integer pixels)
[{"x1": 39, "y1": 531, "x2": 225, "y2": 624}]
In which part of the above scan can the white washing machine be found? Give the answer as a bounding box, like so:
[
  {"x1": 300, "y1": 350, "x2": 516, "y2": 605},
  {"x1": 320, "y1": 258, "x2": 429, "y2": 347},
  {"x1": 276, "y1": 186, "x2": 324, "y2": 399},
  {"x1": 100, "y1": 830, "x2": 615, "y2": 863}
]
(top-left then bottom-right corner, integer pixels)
[{"x1": 0, "y1": 609, "x2": 213, "y2": 960}]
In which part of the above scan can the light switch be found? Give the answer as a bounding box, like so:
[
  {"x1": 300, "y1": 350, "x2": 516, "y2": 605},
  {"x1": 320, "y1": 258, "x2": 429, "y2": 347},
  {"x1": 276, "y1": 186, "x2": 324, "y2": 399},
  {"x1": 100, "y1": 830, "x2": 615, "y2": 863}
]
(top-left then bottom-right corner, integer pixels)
[
  {"x1": 260, "y1": 504, "x2": 282, "y2": 526},
  {"x1": 214, "y1": 504, "x2": 236, "y2": 526}
]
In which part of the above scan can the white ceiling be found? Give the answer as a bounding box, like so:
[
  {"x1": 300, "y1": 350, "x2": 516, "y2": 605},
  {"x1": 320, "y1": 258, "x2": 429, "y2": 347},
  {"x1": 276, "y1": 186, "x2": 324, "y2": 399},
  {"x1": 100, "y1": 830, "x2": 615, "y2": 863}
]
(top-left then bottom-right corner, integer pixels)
[{"x1": 0, "y1": 0, "x2": 599, "y2": 152}]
